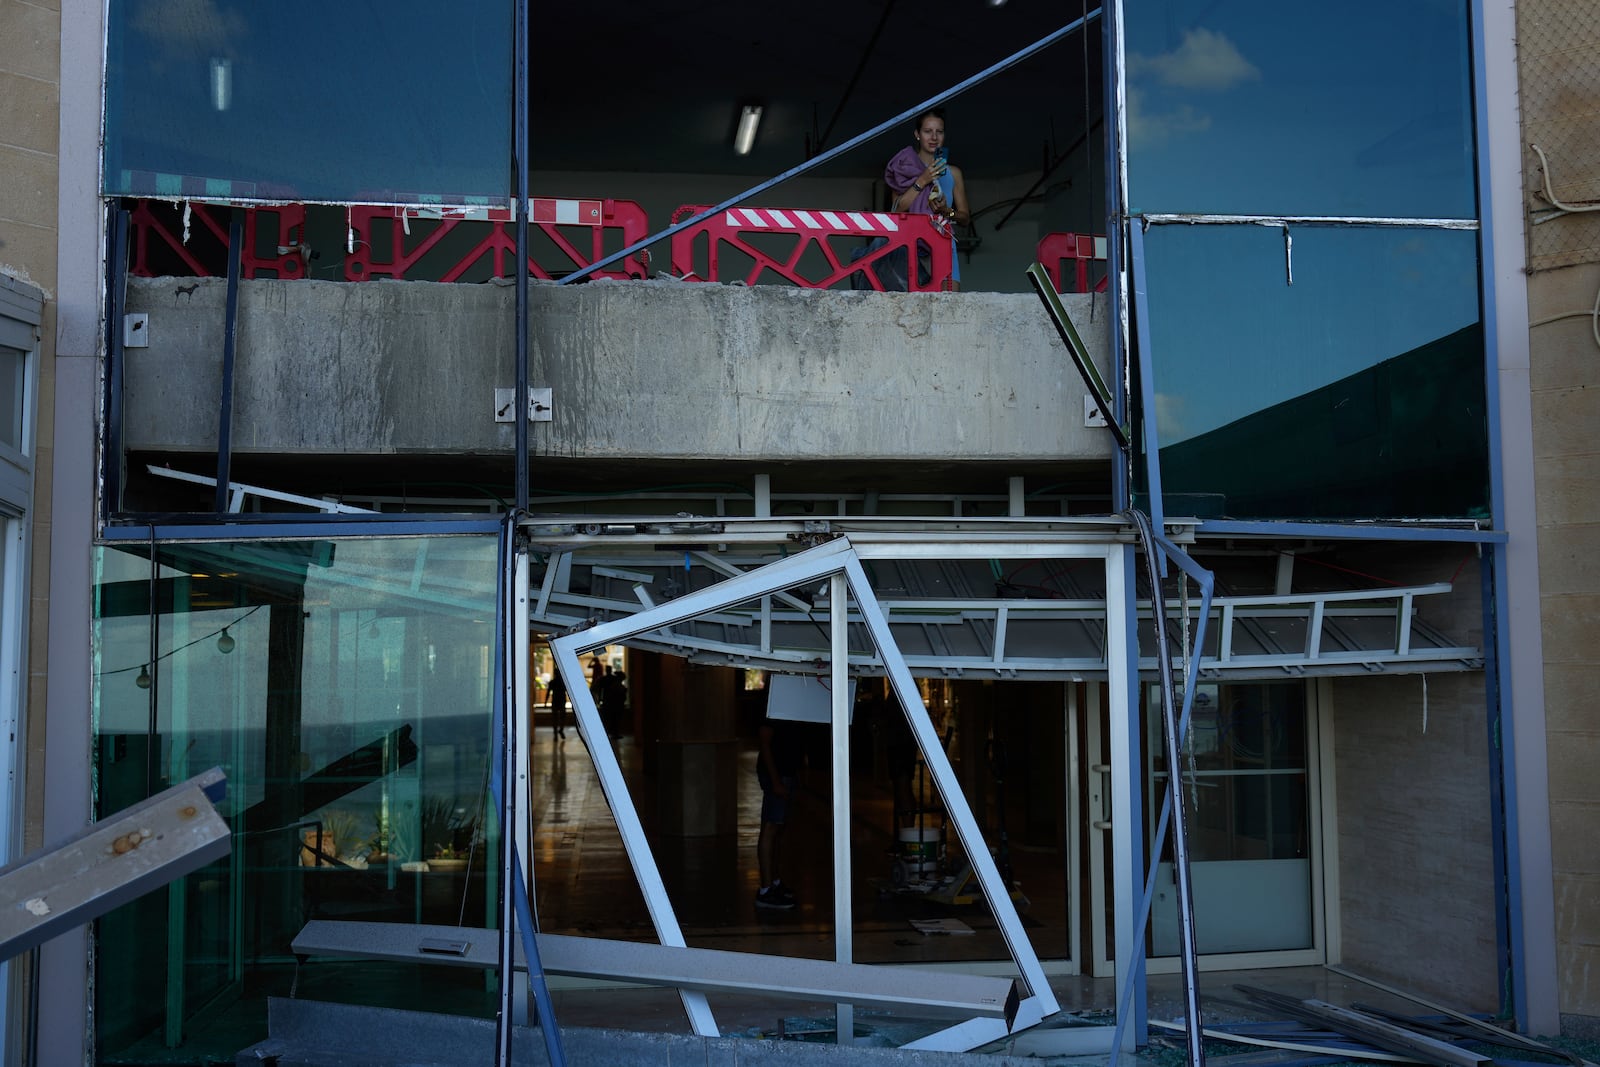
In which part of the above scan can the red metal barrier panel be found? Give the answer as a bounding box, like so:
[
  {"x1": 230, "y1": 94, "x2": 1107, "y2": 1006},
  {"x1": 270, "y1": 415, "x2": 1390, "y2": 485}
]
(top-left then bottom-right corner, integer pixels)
[
  {"x1": 127, "y1": 200, "x2": 309, "y2": 279},
  {"x1": 344, "y1": 199, "x2": 649, "y2": 282},
  {"x1": 1036, "y1": 232, "x2": 1108, "y2": 294},
  {"x1": 669, "y1": 206, "x2": 954, "y2": 291}
]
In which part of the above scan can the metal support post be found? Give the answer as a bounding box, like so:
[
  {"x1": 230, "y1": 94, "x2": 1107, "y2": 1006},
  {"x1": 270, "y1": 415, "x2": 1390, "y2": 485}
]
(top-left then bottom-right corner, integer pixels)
[
  {"x1": 512, "y1": 546, "x2": 533, "y2": 1023},
  {"x1": 1131, "y1": 511, "x2": 1203, "y2": 1067},
  {"x1": 513, "y1": 0, "x2": 530, "y2": 513},
  {"x1": 495, "y1": 523, "x2": 517, "y2": 1067},
  {"x1": 830, "y1": 572, "x2": 852, "y2": 1045},
  {"x1": 1106, "y1": 0, "x2": 1131, "y2": 513},
  {"x1": 1109, "y1": 541, "x2": 1144, "y2": 1057},
  {"x1": 293, "y1": 920, "x2": 1020, "y2": 1023},
  {"x1": 103, "y1": 208, "x2": 130, "y2": 521},
  {"x1": 213, "y1": 211, "x2": 243, "y2": 514}
]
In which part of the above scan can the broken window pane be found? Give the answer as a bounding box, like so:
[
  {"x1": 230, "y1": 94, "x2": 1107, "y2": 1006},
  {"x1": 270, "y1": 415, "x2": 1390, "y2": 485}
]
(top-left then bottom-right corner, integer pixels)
[
  {"x1": 1125, "y1": 0, "x2": 1475, "y2": 218},
  {"x1": 1137, "y1": 223, "x2": 1489, "y2": 520},
  {"x1": 104, "y1": 1, "x2": 513, "y2": 206}
]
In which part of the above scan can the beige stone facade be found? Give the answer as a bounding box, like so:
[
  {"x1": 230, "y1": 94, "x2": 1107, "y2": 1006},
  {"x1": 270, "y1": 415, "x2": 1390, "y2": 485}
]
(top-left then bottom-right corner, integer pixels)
[
  {"x1": 1518, "y1": 0, "x2": 1600, "y2": 1031},
  {"x1": 0, "y1": 0, "x2": 58, "y2": 854}
]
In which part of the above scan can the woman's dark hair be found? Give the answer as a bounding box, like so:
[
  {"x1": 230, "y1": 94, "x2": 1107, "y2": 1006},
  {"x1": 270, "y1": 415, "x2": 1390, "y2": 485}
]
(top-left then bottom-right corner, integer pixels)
[{"x1": 911, "y1": 108, "x2": 946, "y2": 139}]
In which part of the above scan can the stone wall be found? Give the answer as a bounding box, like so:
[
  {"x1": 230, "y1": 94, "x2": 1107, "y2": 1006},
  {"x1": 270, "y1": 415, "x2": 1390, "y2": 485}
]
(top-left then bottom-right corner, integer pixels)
[
  {"x1": 1331, "y1": 669, "x2": 1500, "y2": 1011},
  {"x1": 1518, "y1": 0, "x2": 1600, "y2": 1032}
]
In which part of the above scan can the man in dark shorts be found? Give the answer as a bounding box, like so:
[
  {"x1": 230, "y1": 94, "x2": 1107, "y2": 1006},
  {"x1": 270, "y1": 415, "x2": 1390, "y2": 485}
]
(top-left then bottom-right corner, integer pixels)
[{"x1": 755, "y1": 714, "x2": 803, "y2": 910}]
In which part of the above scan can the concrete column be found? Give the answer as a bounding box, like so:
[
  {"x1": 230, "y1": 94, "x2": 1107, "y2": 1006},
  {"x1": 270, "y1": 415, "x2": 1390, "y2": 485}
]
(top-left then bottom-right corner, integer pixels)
[{"x1": 38, "y1": 0, "x2": 104, "y2": 1061}]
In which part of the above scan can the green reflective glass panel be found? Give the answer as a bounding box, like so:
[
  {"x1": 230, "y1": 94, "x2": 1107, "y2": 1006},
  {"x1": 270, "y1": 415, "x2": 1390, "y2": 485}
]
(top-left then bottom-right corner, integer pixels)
[
  {"x1": 93, "y1": 535, "x2": 500, "y2": 1059},
  {"x1": 104, "y1": 2, "x2": 512, "y2": 205},
  {"x1": 1126, "y1": 0, "x2": 1476, "y2": 218},
  {"x1": 1139, "y1": 224, "x2": 1488, "y2": 520}
]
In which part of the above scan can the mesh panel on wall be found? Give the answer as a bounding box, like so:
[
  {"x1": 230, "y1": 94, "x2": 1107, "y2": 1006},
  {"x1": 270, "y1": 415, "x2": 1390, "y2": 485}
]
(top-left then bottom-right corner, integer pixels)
[{"x1": 1518, "y1": 0, "x2": 1600, "y2": 271}]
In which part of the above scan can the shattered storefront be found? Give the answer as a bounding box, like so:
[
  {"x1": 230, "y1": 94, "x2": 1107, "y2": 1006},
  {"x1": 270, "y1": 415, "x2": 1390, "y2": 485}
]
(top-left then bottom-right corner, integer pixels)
[{"x1": 48, "y1": 0, "x2": 1546, "y2": 1063}]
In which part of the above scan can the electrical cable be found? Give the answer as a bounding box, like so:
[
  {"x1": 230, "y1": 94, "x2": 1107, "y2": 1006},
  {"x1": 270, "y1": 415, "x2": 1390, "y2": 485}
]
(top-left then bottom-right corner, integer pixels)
[
  {"x1": 101, "y1": 604, "x2": 266, "y2": 677},
  {"x1": 1529, "y1": 144, "x2": 1600, "y2": 216}
]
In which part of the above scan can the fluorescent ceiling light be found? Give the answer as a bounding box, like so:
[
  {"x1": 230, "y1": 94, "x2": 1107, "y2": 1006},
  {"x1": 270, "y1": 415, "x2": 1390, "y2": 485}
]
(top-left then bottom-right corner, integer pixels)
[
  {"x1": 209, "y1": 58, "x2": 232, "y2": 111},
  {"x1": 734, "y1": 105, "x2": 763, "y2": 155}
]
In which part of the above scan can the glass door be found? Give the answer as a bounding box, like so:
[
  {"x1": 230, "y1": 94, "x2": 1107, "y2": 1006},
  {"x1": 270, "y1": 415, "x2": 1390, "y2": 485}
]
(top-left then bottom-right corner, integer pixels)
[{"x1": 1146, "y1": 681, "x2": 1321, "y2": 963}]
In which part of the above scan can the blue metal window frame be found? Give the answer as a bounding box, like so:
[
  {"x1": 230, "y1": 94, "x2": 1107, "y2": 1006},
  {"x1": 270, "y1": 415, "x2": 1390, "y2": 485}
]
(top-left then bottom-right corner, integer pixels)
[
  {"x1": 1128, "y1": 222, "x2": 1162, "y2": 538},
  {"x1": 1467, "y1": 0, "x2": 1522, "y2": 1026},
  {"x1": 1197, "y1": 520, "x2": 1505, "y2": 544},
  {"x1": 1104, "y1": 1, "x2": 1144, "y2": 1050},
  {"x1": 100, "y1": 517, "x2": 503, "y2": 542}
]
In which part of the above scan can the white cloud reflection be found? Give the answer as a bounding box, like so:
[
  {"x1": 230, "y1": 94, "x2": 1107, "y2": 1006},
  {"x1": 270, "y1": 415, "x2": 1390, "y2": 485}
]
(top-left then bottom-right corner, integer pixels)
[
  {"x1": 1131, "y1": 28, "x2": 1261, "y2": 92},
  {"x1": 1127, "y1": 89, "x2": 1212, "y2": 146}
]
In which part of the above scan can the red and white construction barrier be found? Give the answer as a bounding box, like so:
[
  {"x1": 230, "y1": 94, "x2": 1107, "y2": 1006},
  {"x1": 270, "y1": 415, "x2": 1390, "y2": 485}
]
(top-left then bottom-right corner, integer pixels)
[
  {"x1": 670, "y1": 205, "x2": 954, "y2": 291},
  {"x1": 128, "y1": 200, "x2": 309, "y2": 280},
  {"x1": 1036, "y1": 232, "x2": 1108, "y2": 294},
  {"x1": 345, "y1": 198, "x2": 649, "y2": 282}
]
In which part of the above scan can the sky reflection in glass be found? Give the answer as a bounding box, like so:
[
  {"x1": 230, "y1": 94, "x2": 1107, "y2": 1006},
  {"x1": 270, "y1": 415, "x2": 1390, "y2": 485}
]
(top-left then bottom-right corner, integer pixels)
[
  {"x1": 1126, "y1": 0, "x2": 1475, "y2": 218},
  {"x1": 104, "y1": 1, "x2": 512, "y2": 205},
  {"x1": 1140, "y1": 225, "x2": 1488, "y2": 519}
]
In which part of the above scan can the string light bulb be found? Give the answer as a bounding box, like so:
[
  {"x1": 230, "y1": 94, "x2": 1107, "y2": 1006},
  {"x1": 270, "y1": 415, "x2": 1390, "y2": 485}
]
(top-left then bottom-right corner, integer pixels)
[
  {"x1": 216, "y1": 628, "x2": 236, "y2": 654},
  {"x1": 135, "y1": 666, "x2": 152, "y2": 689}
]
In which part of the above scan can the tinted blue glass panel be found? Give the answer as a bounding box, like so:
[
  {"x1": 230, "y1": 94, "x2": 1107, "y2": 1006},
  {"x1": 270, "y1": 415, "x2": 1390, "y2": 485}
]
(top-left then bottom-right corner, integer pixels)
[
  {"x1": 1126, "y1": 0, "x2": 1475, "y2": 218},
  {"x1": 105, "y1": 2, "x2": 512, "y2": 205},
  {"x1": 1140, "y1": 224, "x2": 1488, "y2": 519}
]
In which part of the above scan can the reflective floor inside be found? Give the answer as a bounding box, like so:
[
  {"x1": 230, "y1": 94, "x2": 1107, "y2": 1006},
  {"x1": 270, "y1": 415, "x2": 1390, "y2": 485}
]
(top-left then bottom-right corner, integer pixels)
[
  {"x1": 524, "y1": 715, "x2": 1420, "y2": 1048},
  {"x1": 531, "y1": 702, "x2": 1071, "y2": 967}
]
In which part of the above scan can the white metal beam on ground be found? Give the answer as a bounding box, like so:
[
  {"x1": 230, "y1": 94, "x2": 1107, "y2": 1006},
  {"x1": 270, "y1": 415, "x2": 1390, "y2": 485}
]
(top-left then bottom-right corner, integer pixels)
[{"x1": 290, "y1": 920, "x2": 1021, "y2": 1023}]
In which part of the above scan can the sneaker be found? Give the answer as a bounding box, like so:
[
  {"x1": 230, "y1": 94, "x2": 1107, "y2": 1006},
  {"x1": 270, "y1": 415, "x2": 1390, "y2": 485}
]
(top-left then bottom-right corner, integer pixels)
[
  {"x1": 756, "y1": 886, "x2": 796, "y2": 910},
  {"x1": 768, "y1": 881, "x2": 797, "y2": 905}
]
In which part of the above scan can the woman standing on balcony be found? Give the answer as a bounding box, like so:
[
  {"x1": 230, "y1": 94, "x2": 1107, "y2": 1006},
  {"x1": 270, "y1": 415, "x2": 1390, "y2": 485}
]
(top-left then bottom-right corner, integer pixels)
[{"x1": 885, "y1": 108, "x2": 970, "y2": 290}]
